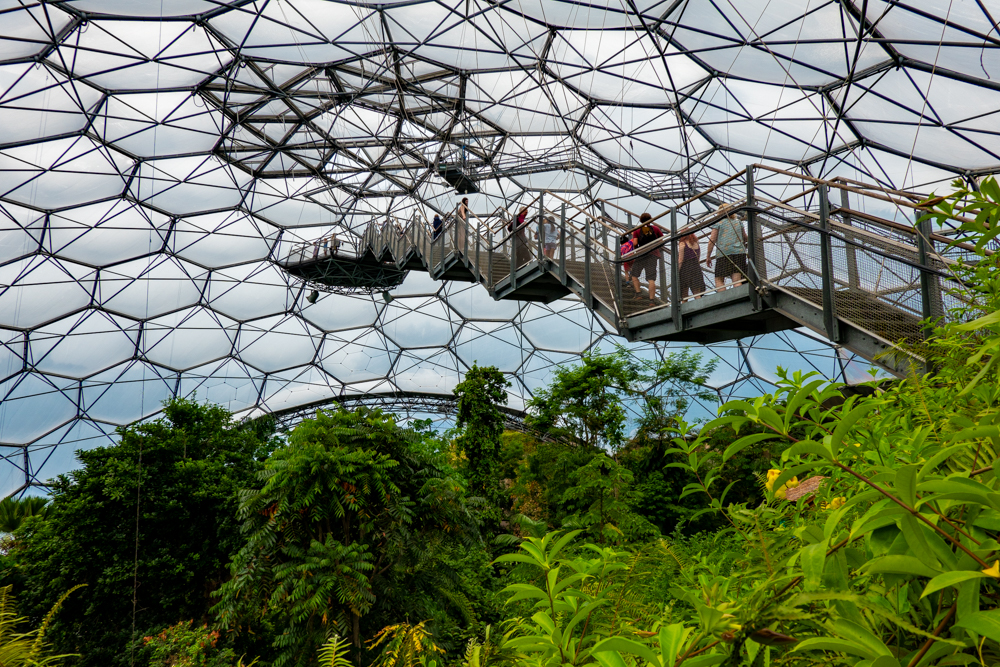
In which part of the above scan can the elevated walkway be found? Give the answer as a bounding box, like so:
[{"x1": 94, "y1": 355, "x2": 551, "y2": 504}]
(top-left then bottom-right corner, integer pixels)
[{"x1": 282, "y1": 166, "x2": 971, "y2": 377}]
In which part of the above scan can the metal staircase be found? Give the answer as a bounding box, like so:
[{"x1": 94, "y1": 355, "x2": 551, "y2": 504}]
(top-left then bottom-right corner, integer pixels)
[{"x1": 283, "y1": 166, "x2": 972, "y2": 377}]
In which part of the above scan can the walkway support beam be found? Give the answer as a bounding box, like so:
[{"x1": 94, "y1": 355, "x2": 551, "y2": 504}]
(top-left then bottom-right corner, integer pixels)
[
  {"x1": 671, "y1": 208, "x2": 681, "y2": 331},
  {"x1": 819, "y1": 184, "x2": 841, "y2": 343},
  {"x1": 745, "y1": 165, "x2": 761, "y2": 311}
]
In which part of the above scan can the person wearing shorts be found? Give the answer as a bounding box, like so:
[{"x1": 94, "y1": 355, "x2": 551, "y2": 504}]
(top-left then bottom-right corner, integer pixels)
[
  {"x1": 542, "y1": 216, "x2": 559, "y2": 258},
  {"x1": 630, "y1": 213, "x2": 663, "y2": 304},
  {"x1": 706, "y1": 207, "x2": 747, "y2": 290}
]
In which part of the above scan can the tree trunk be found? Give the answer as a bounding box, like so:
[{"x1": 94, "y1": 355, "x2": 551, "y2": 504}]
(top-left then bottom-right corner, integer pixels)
[{"x1": 352, "y1": 611, "x2": 362, "y2": 667}]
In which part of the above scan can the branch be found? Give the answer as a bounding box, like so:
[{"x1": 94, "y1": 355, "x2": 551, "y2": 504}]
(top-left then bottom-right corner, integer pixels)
[{"x1": 905, "y1": 603, "x2": 956, "y2": 667}]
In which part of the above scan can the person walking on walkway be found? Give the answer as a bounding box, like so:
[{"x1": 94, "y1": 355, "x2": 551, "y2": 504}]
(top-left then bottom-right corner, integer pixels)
[
  {"x1": 510, "y1": 206, "x2": 531, "y2": 266},
  {"x1": 630, "y1": 213, "x2": 663, "y2": 305},
  {"x1": 677, "y1": 232, "x2": 706, "y2": 300},
  {"x1": 706, "y1": 205, "x2": 748, "y2": 291},
  {"x1": 456, "y1": 197, "x2": 469, "y2": 250},
  {"x1": 620, "y1": 232, "x2": 637, "y2": 292},
  {"x1": 432, "y1": 214, "x2": 443, "y2": 241},
  {"x1": 542, "y1": 216, "x2": 559, "y2": 259}
]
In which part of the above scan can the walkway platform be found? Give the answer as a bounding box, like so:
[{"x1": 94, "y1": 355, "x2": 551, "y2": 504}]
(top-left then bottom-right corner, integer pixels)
[{"x1": 281, "y1": 166, "x2": 967, "y2": 377}]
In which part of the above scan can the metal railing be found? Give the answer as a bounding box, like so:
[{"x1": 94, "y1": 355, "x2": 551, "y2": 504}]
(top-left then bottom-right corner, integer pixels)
[{"x1": 340, "y1": 167, "x2": 967, "y2": 358}]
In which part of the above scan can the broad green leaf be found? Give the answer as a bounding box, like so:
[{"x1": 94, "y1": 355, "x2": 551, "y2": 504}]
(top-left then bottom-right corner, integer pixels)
[
  {"x1": 784, "y1": 440, "x2": 834, "y2": 462},
  {"x1": 917, "y1": 443, "x2": 968, "y2": 481},
  {"x1": 899, "y1": 514, "x2": 941, "y2": 571},
  {"x1": 494, "y1": 554, "x2": 541, "y2": 566},
  {"x1": 867, "y1": 656, "x2": 901, "y2": 667},
  {"x1": 895, "y1": 465, "x2": 918, "y2": 507},
  {"x1": 501, "y1": 583, "x2": 549, "y2": 603},
  {"x1": 592, "y1": 637, "x2": 659, "y2": 664},
  {"x1": 953, "y1": 609, "x2": 1000, "y2": 643},
  {"x1": 830, "y1": 619, "x2": 893, "y2": 658},
  {"x1": 946, "y1": 424, "x2": 1000, "y2": 442},
  {"x1": 547, "y1": 530, "x2": 583, "y2": 562},
  {"x1": 830, "y1": 401, "x2": 878, "y2": 459},
  {"x1": 784, "y1": 379, "x2": 828, "y2": 430},
  {"x1": 593, "y1": 651, "x2": 630, "y2": 667},
  {"x1": 920, "y1": 570, "x2": 991, "y2": 598},
  {"x1": 532, "y1": 611, "x2": 555, "y2": 635},
  {"x1": 685, "y1": 655, "x2": 727, "y2": 667},
  {"x1": 657, "y1": 623, "x2": 691, "y2": 663},
  {"x1": 917, "y1": 478, "x2": 999, "y2": 511},
  {"x1": 954, "y1": 309, "x2": 1000, "y2": 331},
  {"x1": 793, "y1": 637, "x2": 879, "y2": 659},
  {"x1": 723, "y1": 433, "x2": 782, "y2": 463},
  {"x1": 801, "y1": 540, "x2": 828, "y2": 590},
  {"x1": 862, "y1": 555, "x2": 939, "y2": 579}
]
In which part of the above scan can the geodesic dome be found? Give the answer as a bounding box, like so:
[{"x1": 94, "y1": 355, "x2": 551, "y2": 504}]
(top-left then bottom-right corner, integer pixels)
[{"x1": 2, "y1": 0, "x2": 995, "y2": 496}]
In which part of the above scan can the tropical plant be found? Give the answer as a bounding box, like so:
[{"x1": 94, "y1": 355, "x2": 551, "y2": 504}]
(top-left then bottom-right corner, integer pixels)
[
  {"x1": 0, "y1": 584, "x2": 82, "y2": 667},
  {"x1": 368, "y1": 621, "x2": 443, "y2": 667},
  {"x1": 525, "y1": 348, "x2": 715, "y2": 455},
  {"x1": 560, "y1": 455, "x2": 657, "y2": 544},
  {"x1": 317, "y1": 635, "x2": 353, "y2": 667},
  {"x1": 143, "y1": 620, "x2": 255, "y2": 667},
  {"x1": 214, "y1": 407, "x2": 483, "y2": 667},
  {"x1": 0, "y1": 496, "x2": 50, "y2": 534},
  {"x1": 493, "y1": 531, "x2": 730, "y2": 667},
  {"x1": 453, "y1": 364, "x2": 512, "y2": 523},
  {"x1": 12, "y1": 398, "x2": 275, "y2": 667}
]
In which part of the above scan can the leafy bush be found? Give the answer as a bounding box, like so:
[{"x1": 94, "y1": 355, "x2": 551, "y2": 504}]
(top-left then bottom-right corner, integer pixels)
[
  {"x1": 143, "y1": 621, "x2": 244, "y2": 667},
  {"x1": 11, "y1": 398, "x2": 275, "y2": 667}
]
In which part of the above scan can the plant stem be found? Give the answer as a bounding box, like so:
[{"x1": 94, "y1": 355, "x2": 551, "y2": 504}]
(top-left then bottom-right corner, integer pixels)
[
  {"x1": 835, "y1": 463, "x2": 989, "y2": 568},
  {"x1": 904, "y1": 603, "x2": 956, "y2": 667},
  {"x1": 673, "y1": 633, "x2": 706, "y2": 667}
]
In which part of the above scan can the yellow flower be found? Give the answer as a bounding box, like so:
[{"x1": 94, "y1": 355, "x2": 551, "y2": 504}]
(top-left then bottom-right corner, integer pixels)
[
  {"x1": 983, "y1": 560, "x2": 1000, "y2": 578},
  {"x1": 823, "y1": 496, "x2": 847, "y2": 510},
  {"x1": 767, "y1": 469, "x2": 798, "y2": 499}
]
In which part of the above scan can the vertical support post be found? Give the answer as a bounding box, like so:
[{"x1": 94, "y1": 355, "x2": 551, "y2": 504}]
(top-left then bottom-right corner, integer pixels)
[
  {"x1": 511, "y1": 215, "x2": 517, "y2": 291},
  {"x1": 584, "y1": 216, "x2": 592, "y2": 307},
  {"x1": 559, "y1": 203, "x2": 567, "y2": 283},
  {"x1": 840, "y1": 187, "x2": 860, "y2": 291},
  {"x1": 615, "y1": 232, "x2": 622, "y2": 322},
  {"x1": 658, "y1": 232, "x2": 667, "y2": 305},
  {"x1": 671, "y1": 208, "x2": 681, "y2": 331},
  {"x1": 428, "y1": 219, "x2": 433, "y2": 277},
  {"x1": 475, "y1": 218, "x2": 481, "y2": 282},
  {"x1": 819, "y1": 184, "x2": 840, "y2": 342},
  {"x1": 487, "y1": 230, "x2": 494, "y2": 291},
  {"x1": 917, "y1": 214, "x2": 942, "y2": 336},
  {"x1": 537, "y1": 204, "x2": 544, "y2": 264},
  {"x1": 538, "y1": 193, "x2": 544, "y2": 263},
  {"x1": 745, "y1": 165, "x2": 761, "y2": 311}
]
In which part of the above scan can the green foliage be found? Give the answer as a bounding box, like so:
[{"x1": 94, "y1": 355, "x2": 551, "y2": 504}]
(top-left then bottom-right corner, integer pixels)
[
  {"x1": 368, "y1": 621, "x2": 443, "y2": 667},
  {"x1": 11, "y1": 398, "x2": 274, "y2": 667},
  {"x1": 0, "y1": 497, "x2": 50, "y2": 534},
  {"x1": 318, "y1": 635, "x2": 353, "y2": 667},
  {"x1": 525, "y1": 348, "x2": 715, "y2": 454},
  {"x1": 142, "y1": 620, "x2": 246, "y2": 667},
  {"x1": 0, "y1": 584, "x2": 83, "y2": 667},
  {"x1": 214, "y1": 407, "x2": 485, "y2": 667},
  {"x1": 494, "y1": 531, "x2": 730, "y2": 667},
  {"x1": 454, "y1": 364, "x2": 512, "y2": 521},
  {"x1": 560, "y1": 456, "x2": 657, "y2": 544}
]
